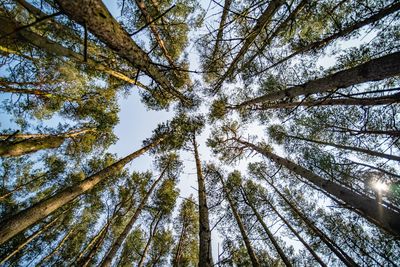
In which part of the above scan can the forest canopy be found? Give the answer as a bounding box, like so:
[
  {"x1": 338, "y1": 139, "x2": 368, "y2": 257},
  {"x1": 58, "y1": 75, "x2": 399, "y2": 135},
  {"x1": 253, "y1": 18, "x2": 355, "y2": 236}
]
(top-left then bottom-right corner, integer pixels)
[{"x1": 0, "y1": 0, "x2": 399, "y2": 266}]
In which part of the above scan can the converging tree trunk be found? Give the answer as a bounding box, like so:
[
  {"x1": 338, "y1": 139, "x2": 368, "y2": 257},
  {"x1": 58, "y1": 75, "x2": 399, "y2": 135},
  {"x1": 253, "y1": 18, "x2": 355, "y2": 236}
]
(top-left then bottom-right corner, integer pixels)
[
  {"x1": 100, "y1": 168, "x2": 168, "y2": 267},
  {"x1": 235, "y1": 52, "x2": 400, "y2": 108},
  {"x1": 217, "y1": 174, "x2": 260, "y2": 267},
  {"x1": 193, "y1": 135, "x2": 214, "y2": 267},
  {"x1": 0, "y1": 136, "x2": 164, "y2": 245},
  {"x1": 234, "y1": 138, "x2": 400, "y2": 237},
  {"x1": 137, "y1": 212, "x2": 162, "y2": 267}
]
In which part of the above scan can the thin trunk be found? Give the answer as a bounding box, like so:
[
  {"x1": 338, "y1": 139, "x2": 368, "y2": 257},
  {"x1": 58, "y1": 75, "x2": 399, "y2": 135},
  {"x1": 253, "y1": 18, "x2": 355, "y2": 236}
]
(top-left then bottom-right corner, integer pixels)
[
  {"x1": 100, "y1": 167, "x2": 168, "y2": 267},
  {"x1": 173, "y1": 222, "x2": 187, "y2": 267},
  {"x1": 233, "y1": 92, "x2": 400, "y2": 110},
  {"x1": 0, "y1": 136, "x2": 164, "y2": 245},
  {"x1": 265, "y1": 180, "x2": 359, "y2": 267},
  {"x1": 193, "y1": 135, "x2": 214, "y2": 267},
  {"x1": 0, "y1": 129, "x2": 93, "y2": 157},
  {"x1": 137, "y1": 213, "x2": 162, "y2": 267},
  {"x1": 0, "y1": 210, "x2": 65, "y2": 264},
  {"x1": 256, "y1": 190, "x2": 327, "y2": 267},
  {"x1": 134, "y1": 0, "x2": 177, "y2": 68},
  {"x1": 287, "y1": 134, "x2": 400, "y2": 162},
  {"x1": 0, "y1": 13, "x2": 146, "y2": 89},
  {"x1": 0, "y1": 85, "x2": 52, "y2": 98},
  {"x1": 215, "y1": 0, "x2": 284, "y2": 90},
  {"x1": 55, "y1": 0, "x2": 191, "y2": 106},
  {"x1": 235, "y1": 138, "x2": 400, "y2": 237},
  {"x1": 240, "y1": 0, "x2": 309, "y2": 72},
  {"x1": 0, "y1": 173, "x2": 46, "y2": 200},
  {"x1": 218, "y1": 174, "x2": 260, "y2": 267},
  {"x1": 236, "y1": 51, "x2": 400, "y2": 108},
  {"x1": 258, "y1": 2, "x2": 400, "y2": 72},
  {"x1": 210, "y1": 0, "x2": 233, "y2": 62},
  {"x1": 240, "y1": 189, "x2": 292, "y2": 267},
  {"x1": 325, "y1": 125, "x2": 400, "y2": 138},
  {"x1": 37, "y1": 227, "x2": 74, "y2": 266}
]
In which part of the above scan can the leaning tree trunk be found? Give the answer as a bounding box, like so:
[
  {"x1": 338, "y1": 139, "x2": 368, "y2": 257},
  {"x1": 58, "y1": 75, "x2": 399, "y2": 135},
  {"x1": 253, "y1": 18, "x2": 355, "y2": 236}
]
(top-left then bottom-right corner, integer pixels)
[
  {"x1": 234, "y1": 93, "x2": 400, "y2": 110},
  {"x1": 0, "y1": 129, "x2": 92, "y2": 157},
  {"x1": 257, "y1": 190, "x2": 327, "y2": 267},
  {"x1": 260, "y1": 1, "x2": 400, "y2": 72},
  {"x1": 193, "y1": 135, "x2": 214, "y2": 267},
  {"x1": 235, "y1": 138, "x2": 400, "y2": 237},
  {"x1": 55, "y1": 0, "x2": 191, "y2": 105},
  {"x1": 241, "y1": 189, "x2": 292, "y2": 267},
  {"x1": 137, "y1": 213, "x2": 162, "y2": 267},
  {"x1": 236, "y1": 51, "x2": 400, "y2": 108},
  {"x1": 215, "y1": 0, "x2": 284, "y2": 90},
  {"x1": 100, "y1": 167, "x2": 168, "y2": 267},
  {"x1": 285, "y1": 134, "x2": 400, "y2": 162},
  {"x1": 0, "y1": 136, "x2": 164, "y2": 245},
  {"x1": 218, "y1": 174, "x2": 260, "y2": 267},
  {"x1": 265, "y1": 180, "x2": 358, "y2": 267}
]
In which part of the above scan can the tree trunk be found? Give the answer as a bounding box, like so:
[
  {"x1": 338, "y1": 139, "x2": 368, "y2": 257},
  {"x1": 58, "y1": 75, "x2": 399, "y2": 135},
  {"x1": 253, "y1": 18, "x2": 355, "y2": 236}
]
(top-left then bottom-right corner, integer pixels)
[
  {"x1": 55, "y1": 0, "x2": 191, "y2": 105},
  {"x1": 265, "y1": 180, "x2": 359, "y2": 267},
  {"x1": 286, "y1": 134, "x2": 400, "y2": 162},
  {"x1": 259, "y1": 1, "x2": 400, "y2": 72},
  {"x1": 235, "y1": 138, "x2": 400, "y2": 237},
  {"x1": 0, "y1": 129, "x2": 93, "y2": 157},
  {"x1": 240, "y1": 188, "x2": 292, "y2": 267},
  {"x1": 37, "y1": 227, "x2": 75, "y2": 266},
  {"x1": 0, "y1": 85, "x2": 52, "y2": 98},
  {"x1": 255, "y1": 189, "x2": 327, "y2": 267},
  {"x1": 209, "y1": 0, "x2": 232, "y2": 63},
  {"x1": 0, "y1": 210, "x2": 66, "y2": 264},
  {"x1": 215, "y1": 0, "x2": 284, "y2": 90},
  {"x1": 193, "y1": 135, "x2": 214, "y2": 267},
  {"x1": 236, "y1": 51, "x2": 400, "y2": 108},
  {"x1": 234, "y1": 92, "x2": 400, "y2": 110},
  {"x1": 0, "y1": 13, "x2": 145, "y2": 89},
  {"x1": 100, "y1": 167, "x2": 168, "y2": 267},
  {"x1": 137, "y1": 213, "x2": 162, "y2": 267},
  {"x1": 217, "y1": 174, "x2": 260, "y2": 267},
  {"x1": 325, "y1": 125, "x2": 400, "y2": 138},
  {"x1": 172, "y1": 222, "x2": 187, "y2": 267},
  {"x1": 0, "y1": 136, "x2": 164, "y2": 245}
]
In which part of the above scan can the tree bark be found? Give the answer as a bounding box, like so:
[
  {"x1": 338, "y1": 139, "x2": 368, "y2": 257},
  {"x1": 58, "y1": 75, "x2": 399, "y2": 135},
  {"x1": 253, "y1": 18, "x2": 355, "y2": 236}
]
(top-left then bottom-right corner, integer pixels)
[
  {"x1": 233, "y1": 92, "x2": 400, "y2": 110},
  {"x1": 55, "y1": 0, "x2": 191, "y2": 105},
  {"x1": 209, "y1": 0, "x2": 232, "y2": 63},
  {"x1": 217, "y1": 174, "x2": 260, "y2": 267},
  {"x1": 0, "y1": 128, "x2": 93, "y2": 157},
  {"x1": 235, "y1": 138, "x2": 400, "y2": 237},
  {"x1": 236, "y1": 51, "x2": 400, "y2": 108},
  {"x1": 0, "y1": 136, "x2": 164, "y2": 245},
  {"x1": 240, "y1": 188, "x2": 292, "y2": 267},
  {"x1": 0, "y1": 13, "x2": 145, "y2": 89},
  {"x1": 193, "y1": 135, "x2": 214, "y2": 267},
  {"x1": 259, "y1": 1, "x2": 400, "y2": 72},
  {"x1": 265, "y1": 180, "x2": 359, "y2": 267},
  {"x1": 100, "y1": 168, "x2": 168, "y2": 267},
  {"x1": 215, "y1": 0, "x2": 284, "y2": 91},
  {"x1": 137, "y1": 213, "x2": 162, "y2": 267},
  {"x1": 286, "y1": 134, "x2": 400, "y2": 162}
]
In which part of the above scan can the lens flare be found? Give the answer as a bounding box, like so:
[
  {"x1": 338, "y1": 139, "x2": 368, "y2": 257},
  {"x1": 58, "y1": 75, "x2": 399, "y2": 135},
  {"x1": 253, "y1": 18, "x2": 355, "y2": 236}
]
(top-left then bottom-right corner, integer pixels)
[{"x1": 373, "y1": 180, "x2": 389, "y2": 192}]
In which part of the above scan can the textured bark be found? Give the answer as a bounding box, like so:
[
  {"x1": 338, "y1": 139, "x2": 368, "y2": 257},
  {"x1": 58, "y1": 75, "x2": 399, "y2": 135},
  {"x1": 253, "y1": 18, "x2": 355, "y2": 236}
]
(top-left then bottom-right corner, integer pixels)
[
  {"x1": 265, "y1": 180, "x2": 358, "y2": 267},
  {"x1": 215, "y1": 0, "x2": 284, "y2": 90},
  {"x1": 235, "y1": 138, "x2": 400, "y2": 237},
  {"x1": 241, "y1": 189, "x2": 292, "y2": 267},
  {"x1": 260, "y1": 1, "x2": 400, "y2": 72},
  {"x1": 0, "y1": 129, "x2": 93, "y2": 157},
  {"x1": 0, "y1": 14, "x2": 145, "y2": 89},
  {"x1": 232, "y1": 92, "x2": 400, "y2": 110},
  {"x1": 100, "y1": 168, "x2": 167, "y2": 267},
  {"x1": 193, "y1": 135, "x2": 214, "y2": 267},
  {"x1": 236, "y1": 52, "x2": 400, "y2": 107},
  {"x1": 55, "y1": 0, "x2": 191, "y2": 105},
  {"x1": 286, "y1": 134, "x2": 400, "y2": 162},
  {"x1": 0, "y1": 137, "x2": 164, "y2": 245},
  {"x1": 218, "y1": 175, "x2": 260, "y2": 267},
  {"x1": 258, "y1": 191, "x2": 327, "y2": 267}
]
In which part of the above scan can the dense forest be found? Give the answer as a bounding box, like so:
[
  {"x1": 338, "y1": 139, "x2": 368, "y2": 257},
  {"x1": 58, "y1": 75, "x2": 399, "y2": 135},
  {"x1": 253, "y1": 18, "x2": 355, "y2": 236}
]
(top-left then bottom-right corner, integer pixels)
[{"x1": 0, "y1": 0, "x2": 399, "y2": 266}]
